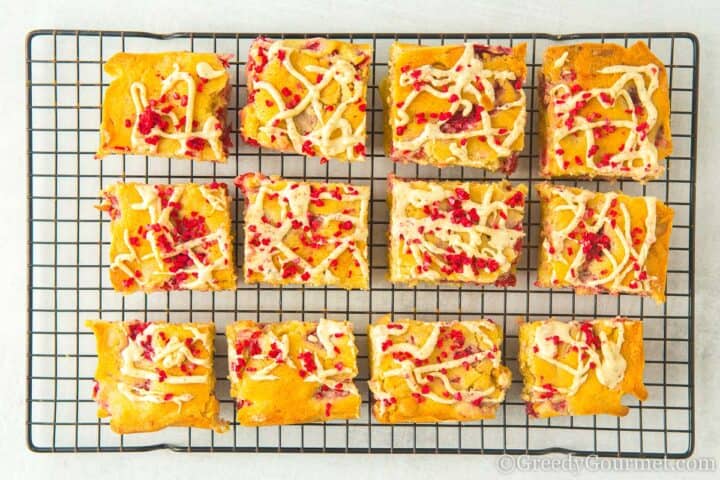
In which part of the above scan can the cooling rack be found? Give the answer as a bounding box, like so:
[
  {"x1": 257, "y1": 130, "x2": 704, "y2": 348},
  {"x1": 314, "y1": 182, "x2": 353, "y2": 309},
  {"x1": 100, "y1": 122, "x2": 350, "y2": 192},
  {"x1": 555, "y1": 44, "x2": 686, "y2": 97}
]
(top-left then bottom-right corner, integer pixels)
[{"x1": 26, "y1": 30, "x2": 697, "y2": 456}]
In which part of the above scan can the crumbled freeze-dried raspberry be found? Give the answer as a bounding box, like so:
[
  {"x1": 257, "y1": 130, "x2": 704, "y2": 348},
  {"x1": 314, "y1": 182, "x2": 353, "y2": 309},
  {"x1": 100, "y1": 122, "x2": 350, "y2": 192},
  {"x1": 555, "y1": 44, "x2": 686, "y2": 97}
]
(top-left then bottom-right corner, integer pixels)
[{"x1": 137, "y1": 107, "x2": 161, "y2": 135}]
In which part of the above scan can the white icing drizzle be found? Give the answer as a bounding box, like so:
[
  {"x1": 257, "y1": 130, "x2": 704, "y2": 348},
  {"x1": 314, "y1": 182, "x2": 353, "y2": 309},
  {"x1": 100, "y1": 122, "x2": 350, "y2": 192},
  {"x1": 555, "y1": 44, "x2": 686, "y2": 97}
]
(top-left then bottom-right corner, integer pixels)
[
  {"x1": 389, "y1": 178, "x2": 524, "y2": 283},
  {"x1": 104, "y1": 183, "x2": 233, "y2": 291},
  {"x1": 108, "y1": 228, "x2": 142, "y2": 282},
  {"x1": 384, "y1": 323, "x2": 441, "y2": 360},
  {"x1": 118, "y1": 322, "x2": 211, "y2": 408},
  {"x1": 528, "y1": 319, "x2": 627, "y2": 402},
  {"x1": 198, "y1": 185, "x2": 227, "y2": 213},
  {"x1": 316, "y1": 318, "x2": 349, "y2": 358},
  {"x1": 300, "y1": 351, "x2": 355, "y2": 386},
  {"x1": 391, "y1": 43, "x2": 525, "y2": 165},
  {"x1": 242, "y1": 175, "x2": 369, "y2": 286},
  {"x1": 541, "y1": 185, "x2": 658, "y2": 295},
  {"x1": 250, "y1": 39, "x2": 368, "y2": 161},
  {"x1": 129, "y1": 62, "x2": 225, "y2": 158},
  {"x1": 548, "y1": 60, "x2": 662, "y2": 180},
  {"x1": 595, "y1": 330, "x2": 627, "y2": 388},
  {"x1": 196, "y1": 61, "x2": 226, "y2": 80},
  {"x1": 369, "y1": 320, "x2": 509, "y2": 416},
  {"x1": 553, "y1": 51, "x2": 569, "y2": 69}
]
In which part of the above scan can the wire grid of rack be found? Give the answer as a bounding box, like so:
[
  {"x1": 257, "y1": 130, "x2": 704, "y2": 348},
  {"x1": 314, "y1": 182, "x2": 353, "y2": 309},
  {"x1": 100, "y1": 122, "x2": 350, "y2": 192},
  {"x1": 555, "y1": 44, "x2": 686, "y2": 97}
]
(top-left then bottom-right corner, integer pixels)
[{"x1": 26, "y1": 30, "x2": 697, "y2": 456}]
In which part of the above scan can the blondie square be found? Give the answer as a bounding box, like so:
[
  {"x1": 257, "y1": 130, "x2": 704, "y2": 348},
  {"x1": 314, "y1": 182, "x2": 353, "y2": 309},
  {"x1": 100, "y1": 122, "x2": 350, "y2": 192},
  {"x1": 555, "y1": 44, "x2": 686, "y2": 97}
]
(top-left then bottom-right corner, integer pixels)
[
  {"x1": 388, "y1": 175, "x2": 527, "y2": 287},
  {"x1": 384, "y1": 42, "x2": 527, "y2": 172},
  {"x1": 97, "y1": 182, "x2": 236, "y2": 293},
  {"x1": 240, "y1": 37, "x2": 371, "y2": 162},
  {"x1": 236, "y1": 173, "x2": 369, "y2": 289},
  {"x1": 539, "y1": 42, "x2": 672, "y2": 181},
  {"x1": 87, "y1": 320, "x2": 226, "y2": 434},
  {"x1": 97, "y1": 51, "x2": 231, "y2": 162},
  {"x1": 226, "y1": 319, "x2": 360, "y2": 425},
  {"x1": 519, "y1": 318, "x2": 647, "y2": 417},
  {"x1": 536, "y1": 183, "x2": 673, "y2": 303},
  {"x1": 368, "y1": 316, "x2": 511, "y2": 423}
]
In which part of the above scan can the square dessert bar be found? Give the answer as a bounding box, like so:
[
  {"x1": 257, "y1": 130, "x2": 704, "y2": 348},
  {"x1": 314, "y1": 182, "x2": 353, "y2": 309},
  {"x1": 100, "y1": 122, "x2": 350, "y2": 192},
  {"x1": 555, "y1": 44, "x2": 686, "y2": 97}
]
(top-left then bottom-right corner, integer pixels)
[
  {"x1": 536, "y1": 183, "x2": 673, "y2": 303},
  {"x1": 368, "y1": 316, "x2": 511, "y2": 423},
  {"x1": 519, "y1": 318, "x2": 647, "y2": 418},
  {"x1": 86, "y1": 320, "x2": 226, "y2": 434},
  {"x1": 97, "y1": 51, "x2": 231, "y2": 162},
  {"x1": 384, "y1": 43, "x2": 527, "y2": 172},
  {"x1": 226, "y1": 319, "x2": 361, "y2": 426},
  {"x1": 97, "y1": 182, "x2": 236, "y2": 293},
  {"x1": 236, "y1": 173, "x2": 370, "y2": 289},
  {"x1": 240, "y1": 37, "x2": 372, "y2": 162},
  {"x1": 539, "y1": 42, "x2": 672, "y2": 181},
  {"x1": 387, "y1": 175, "x2": 527, "y2": 287}
]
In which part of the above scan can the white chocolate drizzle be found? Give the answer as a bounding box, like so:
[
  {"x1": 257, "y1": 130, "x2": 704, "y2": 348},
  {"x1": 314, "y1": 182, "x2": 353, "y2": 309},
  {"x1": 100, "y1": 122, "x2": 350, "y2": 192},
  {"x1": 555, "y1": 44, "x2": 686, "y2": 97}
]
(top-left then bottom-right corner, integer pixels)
[
  {"x1": 553, "y1": 51, "x2": 569, "y2": 69},
  {"x1": 316, "y1": 318, "x2": 348, "y2": 358},
  {"x1": 527, "y1": 319, "x2": 627, "y2": 402},
  {"x1": 541, "y1": 184, "x2": 658, "y2": 295},
  {"x1": 369, "y1": 320, "x2": 510, "y2": 416},
  {"x1": 547, "y1": 59, "x2": 662, "y2": 180},
  {"x1": 196, "y1": 61, "x2": 226, "y2": 80},
  {"x1": 118, "y1": 322, "x2": 211, "y2": 408},
  {"x1": 241, "y1": 175, "x2": 369, "y2": 286},
  {"x1": 198, "y1": 185, "x2": 228, "y2": 213},
  {"x1": 128, "y1": 62, "x2": 226, "y2": 158},
  {"x1": 391, "y1": 43, "x2": 526, "y2": 166},
  {"x1": 389, "y1": 178, "x2": 525, "y2": 283},
  {"x1": 249, "y1": 38, "x2": 369, "y2": 161}
]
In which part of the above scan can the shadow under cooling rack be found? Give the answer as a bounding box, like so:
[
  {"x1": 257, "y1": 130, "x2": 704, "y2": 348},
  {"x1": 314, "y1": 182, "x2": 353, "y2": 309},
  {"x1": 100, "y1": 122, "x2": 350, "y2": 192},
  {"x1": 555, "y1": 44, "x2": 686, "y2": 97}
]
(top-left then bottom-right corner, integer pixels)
[{"x1": 26, "y1": 30, "x2": 697, "y2": 456}]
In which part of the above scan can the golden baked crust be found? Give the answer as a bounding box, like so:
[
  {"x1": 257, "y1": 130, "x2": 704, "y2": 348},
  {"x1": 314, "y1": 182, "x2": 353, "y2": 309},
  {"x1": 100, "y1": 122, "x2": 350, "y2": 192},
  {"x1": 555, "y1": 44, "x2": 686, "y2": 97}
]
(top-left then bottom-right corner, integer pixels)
[
  {"x1": 536, "y1": 183, "x2": 673, "y2": 303},
  {"x1": 518, "y1": 318, "x2": 647, "y2": 418},
  {"x1": 387, "y1": 175, "x2": 527, "y2": 287},
  {"x1": 539, "y1": 42, "x2": 672, "y2": 181},
  {"x1": 240, "y1": 37, "x2": 371, "y2": 162},
  {"x1": 86, "y1": 320, "x2": 226, "y2": 434},
  {"x1": 236, "y1": 173, "x2": 369, "y2": 289},
  {"x1": 97, "y1": 51, "x2": 231, "y2": 162},
  {"x1": 383, "y1": 43, "x2": 526, "y2": 172},
  {"x1": 227, "y1": 319, "x2": 361, "y2": 426},
  {"x1": 97, "y1": 182, "x2": 236, "y2": 293},
  {"x1": 368, "y1": 316, "x2": 511, "y2": 423}
]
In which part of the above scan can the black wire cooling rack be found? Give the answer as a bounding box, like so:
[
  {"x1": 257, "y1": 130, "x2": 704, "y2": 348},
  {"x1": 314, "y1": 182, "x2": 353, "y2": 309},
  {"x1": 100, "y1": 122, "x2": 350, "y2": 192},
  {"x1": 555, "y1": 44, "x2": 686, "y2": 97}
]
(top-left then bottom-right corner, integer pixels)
[{"x1": 26, "y1": 30, "x2": 697, "y2": 456}]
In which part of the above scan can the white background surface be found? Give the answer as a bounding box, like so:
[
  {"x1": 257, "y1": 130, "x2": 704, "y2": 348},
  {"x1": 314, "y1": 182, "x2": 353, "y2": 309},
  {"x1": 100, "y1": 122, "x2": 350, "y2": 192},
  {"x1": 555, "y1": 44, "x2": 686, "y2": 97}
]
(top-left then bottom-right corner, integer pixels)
[{"x1": 1, "y1": 0, "x2": 718, "y2": 478}]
